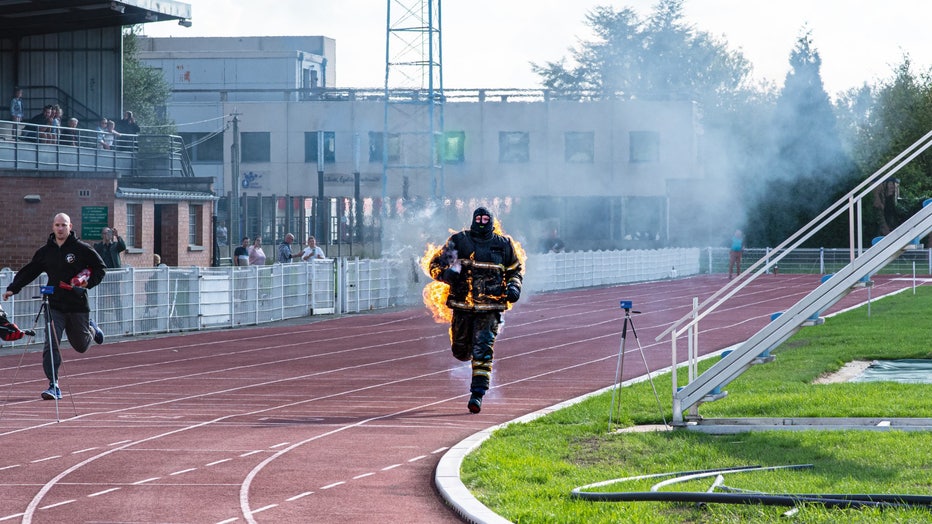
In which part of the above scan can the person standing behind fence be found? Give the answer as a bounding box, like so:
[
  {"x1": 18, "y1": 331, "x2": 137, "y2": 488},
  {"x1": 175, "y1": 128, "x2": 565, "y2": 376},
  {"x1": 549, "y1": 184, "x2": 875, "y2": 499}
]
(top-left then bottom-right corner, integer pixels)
[
  {"x1": 728, "y1": 229, "x2": 744, "y2": 279},
  {"x1": 234, "y1": 237, "x2": 250, "y2": 266},
  {"x1": 94, "y1": 227, "x2": 127, "y2": 331},
  {"x1": 1, "y1": 212, "x2": 106, "y2": 400},
  {"x1": 8, "y1": 87, "x2": 23, "y2": 140},
  {"x1": 301, "y1": 235, "x2": 325, "y2": 261},
  {"x1": 277, "y1": 233, "x2": 301, "y2": 263},
  {"x1": 248, "y1": 236, "x2": 267, "y2": 266}
]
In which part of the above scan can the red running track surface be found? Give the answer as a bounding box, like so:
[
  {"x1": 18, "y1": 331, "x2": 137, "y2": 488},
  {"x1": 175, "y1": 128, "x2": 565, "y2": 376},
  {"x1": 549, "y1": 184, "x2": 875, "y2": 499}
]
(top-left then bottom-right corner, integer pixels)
[{"x1": 0, "y1": 274, "x2": 918, "y2": 523}]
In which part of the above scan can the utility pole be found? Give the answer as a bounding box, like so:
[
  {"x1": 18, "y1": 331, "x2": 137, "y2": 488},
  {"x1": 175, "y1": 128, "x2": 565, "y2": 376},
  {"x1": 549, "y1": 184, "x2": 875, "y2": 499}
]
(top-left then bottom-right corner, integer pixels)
[{"x1": 230, "y1": 113, "x2": 241, "y2": 243}]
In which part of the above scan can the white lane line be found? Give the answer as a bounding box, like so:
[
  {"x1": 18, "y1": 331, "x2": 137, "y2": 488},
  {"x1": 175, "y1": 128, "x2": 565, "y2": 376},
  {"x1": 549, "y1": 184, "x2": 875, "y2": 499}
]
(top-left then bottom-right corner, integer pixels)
[
  {"x1": 88, "y1": 488, "x2": 121, "y2": 497},
  {"x1": 0, "y1": 464, "x2": 21, "y2": 471},
  {"x1": 431, "y1": 447, "x2": 449, "y2": 454},
  {"x1": 170, "y1": 468, "x2": 197, "y2": 476},
  {"x1": 352, "y1": 472, "x2": 375, "y2": 480},
  {"x1": 72, "y1": 447, "x2": 99, "y2": 454},
  {"x1": 408, "y1": 455, "x2": 427, "y2": 462},
  {"x1": 30, "y1": 456, "x2": 61, "y2": 463},
  {"x1": 269, "y1": 442, "x2": 289, "y2": 448},
  {"x1": 0, "y1": 513, "x2": 25, "y2": 521},
  {"x1": 215, "y1": 518, "x2": 238, "y2": 524},
  {"x1": 132, "y1": 477, "x2": 160, "y2": 485},
  {"x1": 250, "y1": 504, "x2": 277, "y2": 514},
  {"x1": 381, "y1": 464, "x2": 402, "y2": 471},
  {"x1": 285, "y1": 491, "x2": 313, "y2": 501},
  {"x1": 320, "y1": 481, "x2": 345, "y2": 490},
  {"x1": 239, "y1": 450, "x2": 262, "y2": 457},
  {"x1": 206, "y1": 458, "x2": 232, "y2": 466},
  {"x1": 108, "y1": 440, "x2": 133, "y2": 446},
  {"x1": 39, "y1": 499, "x2": 74, "y2": 510}
]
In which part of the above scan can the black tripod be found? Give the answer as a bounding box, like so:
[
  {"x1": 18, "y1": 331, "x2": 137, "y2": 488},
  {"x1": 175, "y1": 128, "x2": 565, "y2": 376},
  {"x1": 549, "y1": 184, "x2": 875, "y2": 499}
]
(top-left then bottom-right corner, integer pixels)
[{"x1": 608, "y1": 300, "x2": 668, "y2": 431}]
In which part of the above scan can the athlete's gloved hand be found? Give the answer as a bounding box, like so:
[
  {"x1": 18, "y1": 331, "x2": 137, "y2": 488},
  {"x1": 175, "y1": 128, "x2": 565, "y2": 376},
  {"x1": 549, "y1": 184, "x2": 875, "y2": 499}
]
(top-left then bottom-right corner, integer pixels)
[
  {"x1": 505, "y1": 284, "x2": 521, "y2": 303},
  {"x1": 441, "y1": 268, "x2": 461, "y2": 283}
]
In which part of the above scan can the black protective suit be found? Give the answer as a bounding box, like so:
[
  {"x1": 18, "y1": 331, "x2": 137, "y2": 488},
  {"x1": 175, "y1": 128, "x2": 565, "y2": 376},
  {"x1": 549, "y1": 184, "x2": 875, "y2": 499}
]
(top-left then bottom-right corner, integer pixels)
[{"x1": 429, "y1": 207, "x2": 523, "y2": 413}]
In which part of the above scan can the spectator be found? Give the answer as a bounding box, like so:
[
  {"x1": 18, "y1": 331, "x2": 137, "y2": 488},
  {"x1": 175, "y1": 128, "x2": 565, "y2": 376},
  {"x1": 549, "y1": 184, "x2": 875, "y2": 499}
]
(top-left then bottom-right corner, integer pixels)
[
  {"x1": 8, "y1": 87, "x2": 23, "y2": 140},
  {"x1": 234, "y1": 237, "x2": 250, "y2": 266},
  {"x1": 106, "y1": 119, "x2": 122, "y2": 149},
  {"x1": 248, "y1": 236, "x2": 267, "y2": 266},
  {"x1": 301, "y1": 235, "x2": 326, "y2": 261},
  {"x1": 60, "y1": 118, "x2": 79, "y2": 146},
  {"x1": 277, "y1": 233, "x2": 301, "y2": 263},
  {"x1": 115, "y1": 111, "x2": 140, "y2": 150},
  {"x1": 215, "y1": 222, "x2": 228, "y2": 246},
  {"x1": 96, "y1": 118, "x2": 111, "y2": 149}
]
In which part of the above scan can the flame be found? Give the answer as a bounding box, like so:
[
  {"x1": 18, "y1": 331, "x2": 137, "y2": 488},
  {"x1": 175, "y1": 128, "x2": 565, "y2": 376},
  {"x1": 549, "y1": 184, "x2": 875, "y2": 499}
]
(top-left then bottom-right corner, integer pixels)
[
  {"x1": 420, "y1": 243, "x2": 453, "y2": 324},
  {"x1": 420, "y1": 219, "x2": 527, "y2": 326}
]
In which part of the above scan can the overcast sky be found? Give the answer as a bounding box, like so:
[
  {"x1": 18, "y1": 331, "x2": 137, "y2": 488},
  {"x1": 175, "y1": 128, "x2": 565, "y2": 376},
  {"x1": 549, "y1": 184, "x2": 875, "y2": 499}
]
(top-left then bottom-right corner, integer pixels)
[{"x1": 143, "y1": 1, "x2": 931, "y2": 97}]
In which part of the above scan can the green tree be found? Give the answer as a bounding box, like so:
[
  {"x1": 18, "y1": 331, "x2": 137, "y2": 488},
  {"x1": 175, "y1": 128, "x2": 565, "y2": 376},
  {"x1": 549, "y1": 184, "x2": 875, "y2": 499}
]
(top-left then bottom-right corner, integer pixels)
[
  {"x1": 741, "y1": 32, "x2": 857, "y2": 247},
  {"x1": 122, "y1": 27, "x2": 174, "y2": 134},
  {"x1": 532, "y1": 0, "x2": 752, "y2": 107},
  {"x1": 837, "y1": 56, "x2": 932, "y2": 237}
]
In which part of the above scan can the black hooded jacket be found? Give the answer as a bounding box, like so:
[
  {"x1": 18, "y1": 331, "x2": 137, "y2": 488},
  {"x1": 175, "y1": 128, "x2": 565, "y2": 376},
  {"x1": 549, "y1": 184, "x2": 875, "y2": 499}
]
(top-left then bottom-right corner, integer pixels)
[{"x1": 6, "y1": 231, "x2": 106, "y2": 313}]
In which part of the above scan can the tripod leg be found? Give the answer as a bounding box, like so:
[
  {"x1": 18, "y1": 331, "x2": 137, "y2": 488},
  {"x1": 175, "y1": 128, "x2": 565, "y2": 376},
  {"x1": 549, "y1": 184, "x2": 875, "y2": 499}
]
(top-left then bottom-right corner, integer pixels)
[
  {"x1": 608, "y1": 317, "x2": 630, "y2": 431},
  {"x1": 628, "y1": 319, "x2": 669, "y2": 428}
]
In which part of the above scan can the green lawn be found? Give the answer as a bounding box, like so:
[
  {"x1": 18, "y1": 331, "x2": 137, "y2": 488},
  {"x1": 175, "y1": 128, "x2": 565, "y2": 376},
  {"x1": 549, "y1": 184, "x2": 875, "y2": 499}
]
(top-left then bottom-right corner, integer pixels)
[{"x1": 462, "y1": 286, "x2": 932, "y2": 523}]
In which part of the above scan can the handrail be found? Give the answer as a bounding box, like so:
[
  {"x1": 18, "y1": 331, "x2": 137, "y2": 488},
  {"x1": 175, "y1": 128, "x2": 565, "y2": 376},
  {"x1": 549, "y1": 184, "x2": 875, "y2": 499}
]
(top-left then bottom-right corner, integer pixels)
[{"x1": 656, "y1": 128, "x2": 932, "y2": 342}]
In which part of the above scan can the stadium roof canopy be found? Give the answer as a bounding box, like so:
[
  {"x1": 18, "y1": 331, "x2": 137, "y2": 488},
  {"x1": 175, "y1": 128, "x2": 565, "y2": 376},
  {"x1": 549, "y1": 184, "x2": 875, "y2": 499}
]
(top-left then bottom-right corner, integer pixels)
[{"x1": 0, "y1": 0, "x2": 192, "y2": 38}]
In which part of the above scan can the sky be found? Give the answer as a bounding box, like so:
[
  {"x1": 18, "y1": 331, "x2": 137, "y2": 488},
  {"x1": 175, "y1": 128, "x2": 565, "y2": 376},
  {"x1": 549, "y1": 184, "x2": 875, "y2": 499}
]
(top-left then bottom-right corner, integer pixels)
[{"x1": 142, "y1": 1, "x2": 932, "y2": 97}]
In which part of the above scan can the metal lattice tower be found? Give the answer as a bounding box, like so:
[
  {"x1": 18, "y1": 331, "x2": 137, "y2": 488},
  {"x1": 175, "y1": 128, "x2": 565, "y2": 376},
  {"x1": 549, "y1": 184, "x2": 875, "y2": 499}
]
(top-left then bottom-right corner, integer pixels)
[{"x1": 383, "y1": 0, "x2": 444, "y2": 202}]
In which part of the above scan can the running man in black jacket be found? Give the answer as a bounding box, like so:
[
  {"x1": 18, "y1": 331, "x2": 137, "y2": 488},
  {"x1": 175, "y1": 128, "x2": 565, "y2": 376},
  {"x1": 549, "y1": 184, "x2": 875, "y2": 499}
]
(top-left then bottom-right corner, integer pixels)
[{"x1": 2, "y1": 212, "x2": 107, "y2": 400}]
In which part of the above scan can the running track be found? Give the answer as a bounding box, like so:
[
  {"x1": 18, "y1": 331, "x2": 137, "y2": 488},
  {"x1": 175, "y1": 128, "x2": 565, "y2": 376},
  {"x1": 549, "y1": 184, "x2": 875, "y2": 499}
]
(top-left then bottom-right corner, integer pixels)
[{"x1": 0, "y1": 274, "x2": 918, "y2": 523}]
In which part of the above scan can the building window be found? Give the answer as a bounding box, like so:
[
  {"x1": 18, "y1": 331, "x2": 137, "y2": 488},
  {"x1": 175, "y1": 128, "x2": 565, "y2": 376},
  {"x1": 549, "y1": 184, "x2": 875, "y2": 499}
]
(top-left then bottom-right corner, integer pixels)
[
  {"x1": 630, "y1": 131, "x2": 660, "y2": 163},
  {"x1": 499, "y1": 131, "x2": 529, "y2": 163},
  {"x1": 304, "y1": 131, "x2": 335, "y2": 164},
  {"x1": 441, "y1": 131, "x2": 465, "y2": 164},
  {"x1": 189, "y1": 204, "x2": 203, "y2": 246},
  {"x1": 368, "y1": 132, "x2": 401, "y2": 163},
  {"x1": 180, "y1": 132, "x2": 223, "y2": 163},
  {"x1": 565, "y1": 131, "x2": 594, "y2": 163},
  {"x1": 241, "y1": 132, "x2": 271, "y2": 163},
  {"x1": 125, "y1": 203, "x2": 142, "y2": 248}
]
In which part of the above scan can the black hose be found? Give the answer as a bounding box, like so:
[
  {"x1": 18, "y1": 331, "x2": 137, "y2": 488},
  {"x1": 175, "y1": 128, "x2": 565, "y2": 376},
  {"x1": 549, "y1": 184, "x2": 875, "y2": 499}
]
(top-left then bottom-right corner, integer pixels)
[{"x1": 571, "y1": 490, "x2": 932, "y2": 509}]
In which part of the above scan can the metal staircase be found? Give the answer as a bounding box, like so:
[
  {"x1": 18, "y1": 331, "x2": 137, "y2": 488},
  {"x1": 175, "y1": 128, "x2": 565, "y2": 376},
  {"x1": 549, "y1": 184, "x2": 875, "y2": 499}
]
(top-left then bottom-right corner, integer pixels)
[{"x1": 658, "y1": 129, "x2": 932, "y2": 426}]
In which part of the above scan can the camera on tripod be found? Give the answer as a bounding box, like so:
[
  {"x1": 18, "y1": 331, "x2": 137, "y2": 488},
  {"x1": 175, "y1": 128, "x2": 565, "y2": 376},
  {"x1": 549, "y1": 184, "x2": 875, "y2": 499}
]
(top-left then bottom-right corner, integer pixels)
[
  {"x1": 620, "y1": 300, "x2": 633, "y2": 310},
  {"x1": 40, "y1": 285, "x2": 55, "y2": 296}
]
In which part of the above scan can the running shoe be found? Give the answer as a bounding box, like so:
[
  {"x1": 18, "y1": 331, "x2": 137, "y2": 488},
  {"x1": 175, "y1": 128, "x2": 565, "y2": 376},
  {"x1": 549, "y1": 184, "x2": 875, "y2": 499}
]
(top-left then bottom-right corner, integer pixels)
[
  {"x1": 41, "y1": 385, "x2": 62, "y2": 400},
  {"x1": 90, "y1": 319, "x2": 104, "y2": 344}
]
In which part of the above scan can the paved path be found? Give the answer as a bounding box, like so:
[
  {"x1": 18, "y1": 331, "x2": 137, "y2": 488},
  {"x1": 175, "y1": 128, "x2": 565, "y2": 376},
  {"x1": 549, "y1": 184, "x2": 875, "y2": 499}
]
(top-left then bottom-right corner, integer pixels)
[{"x1": 0, "y1": 274, "x2": 912, "y2": 523}]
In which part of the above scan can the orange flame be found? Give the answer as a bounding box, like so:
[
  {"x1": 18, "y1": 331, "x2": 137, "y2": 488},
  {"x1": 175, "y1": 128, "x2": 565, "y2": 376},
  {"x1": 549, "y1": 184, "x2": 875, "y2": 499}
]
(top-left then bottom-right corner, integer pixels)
[{"x1": 420, "y1": 219, "x2": 526, "y2": 326}]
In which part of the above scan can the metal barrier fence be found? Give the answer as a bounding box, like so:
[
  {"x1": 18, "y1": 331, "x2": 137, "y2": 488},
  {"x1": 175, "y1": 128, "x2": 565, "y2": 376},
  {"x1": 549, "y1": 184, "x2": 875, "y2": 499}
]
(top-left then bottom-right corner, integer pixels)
[{"x1": 7, "y1": 246, "x2": 923, "y2": 348}]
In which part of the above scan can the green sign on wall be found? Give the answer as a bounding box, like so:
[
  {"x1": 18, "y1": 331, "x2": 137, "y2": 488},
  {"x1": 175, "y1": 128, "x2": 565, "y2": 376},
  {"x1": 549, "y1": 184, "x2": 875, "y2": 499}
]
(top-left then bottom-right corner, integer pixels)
[{"x1": 82, "y1": 206, "x2": 109, "y2": 240}]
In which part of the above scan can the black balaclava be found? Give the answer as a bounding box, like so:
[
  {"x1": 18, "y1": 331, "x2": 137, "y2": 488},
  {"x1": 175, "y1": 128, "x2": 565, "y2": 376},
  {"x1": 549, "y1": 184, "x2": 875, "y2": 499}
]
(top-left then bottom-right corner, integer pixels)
[{"x1": 470, "y1": 207, "x2": 494, "y2": 240}]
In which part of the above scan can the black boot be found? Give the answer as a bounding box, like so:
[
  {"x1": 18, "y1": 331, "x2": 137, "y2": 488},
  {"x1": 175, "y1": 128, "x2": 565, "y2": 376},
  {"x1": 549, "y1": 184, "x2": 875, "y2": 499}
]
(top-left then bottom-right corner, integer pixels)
[{"x1": 467, "y1": 392, "x2": 483, "y2": 413}]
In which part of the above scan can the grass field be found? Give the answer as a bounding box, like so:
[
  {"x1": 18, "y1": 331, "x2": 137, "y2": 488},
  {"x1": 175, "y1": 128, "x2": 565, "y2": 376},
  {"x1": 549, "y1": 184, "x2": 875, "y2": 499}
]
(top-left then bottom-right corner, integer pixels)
[{"x1": 462, "y1": 286, "x2": 932, "y2": 523}]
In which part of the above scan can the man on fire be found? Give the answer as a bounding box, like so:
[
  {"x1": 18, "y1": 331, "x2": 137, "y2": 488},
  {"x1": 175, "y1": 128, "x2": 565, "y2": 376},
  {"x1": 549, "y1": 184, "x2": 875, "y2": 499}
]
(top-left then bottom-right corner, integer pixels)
[{"x1": 429, "y1": 207, "x2": 523, "y2": 413}]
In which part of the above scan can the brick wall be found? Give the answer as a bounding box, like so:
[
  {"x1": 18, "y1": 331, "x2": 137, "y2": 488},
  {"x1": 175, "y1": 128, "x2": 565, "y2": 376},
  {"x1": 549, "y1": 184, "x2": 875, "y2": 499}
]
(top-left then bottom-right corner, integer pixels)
[{"x1": 0, "y1": 172, "x2": 214, "y2": 270}]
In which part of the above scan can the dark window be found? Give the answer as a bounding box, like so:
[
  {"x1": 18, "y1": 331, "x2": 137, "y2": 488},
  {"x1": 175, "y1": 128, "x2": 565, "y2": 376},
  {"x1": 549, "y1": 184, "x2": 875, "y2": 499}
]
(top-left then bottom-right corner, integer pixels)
[
  {"x1": 126, "y1": 203, "x2": 142, "y2": 248},
  {"x1": 304, "y1": 131, "x2": 336, "y2": 164},
  {"x1": 630, "y1": 131, "x2": 660, "y2": 163},
  {"x1": 565, "y1": 132, "x2": 594, "y2": 163},
  {"x1": 368, "y1": 131, "x2": 401, "y2": 163},
  {"x1": 499, "y1": 131, "x2": 529, "y2": 163},
  {"x1": 241, "y1": 132, "x2": 271, "y2": 163},
  {"x1": 180, "y1": 132, "x2": 223, "y2": 163}
]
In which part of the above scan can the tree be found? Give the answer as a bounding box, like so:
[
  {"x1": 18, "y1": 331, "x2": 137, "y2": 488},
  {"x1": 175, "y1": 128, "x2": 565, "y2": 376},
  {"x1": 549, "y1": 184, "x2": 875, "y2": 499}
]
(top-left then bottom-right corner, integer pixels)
[
  {"x1": 532, "y1": 0, "x2": 753, "y2": 108},
  {"x1": 743, "y1": 31, "x2": 857, "y2": 247},
  {"x1": 122, "y1": 27, "x2": 174, "y2": 134}
]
